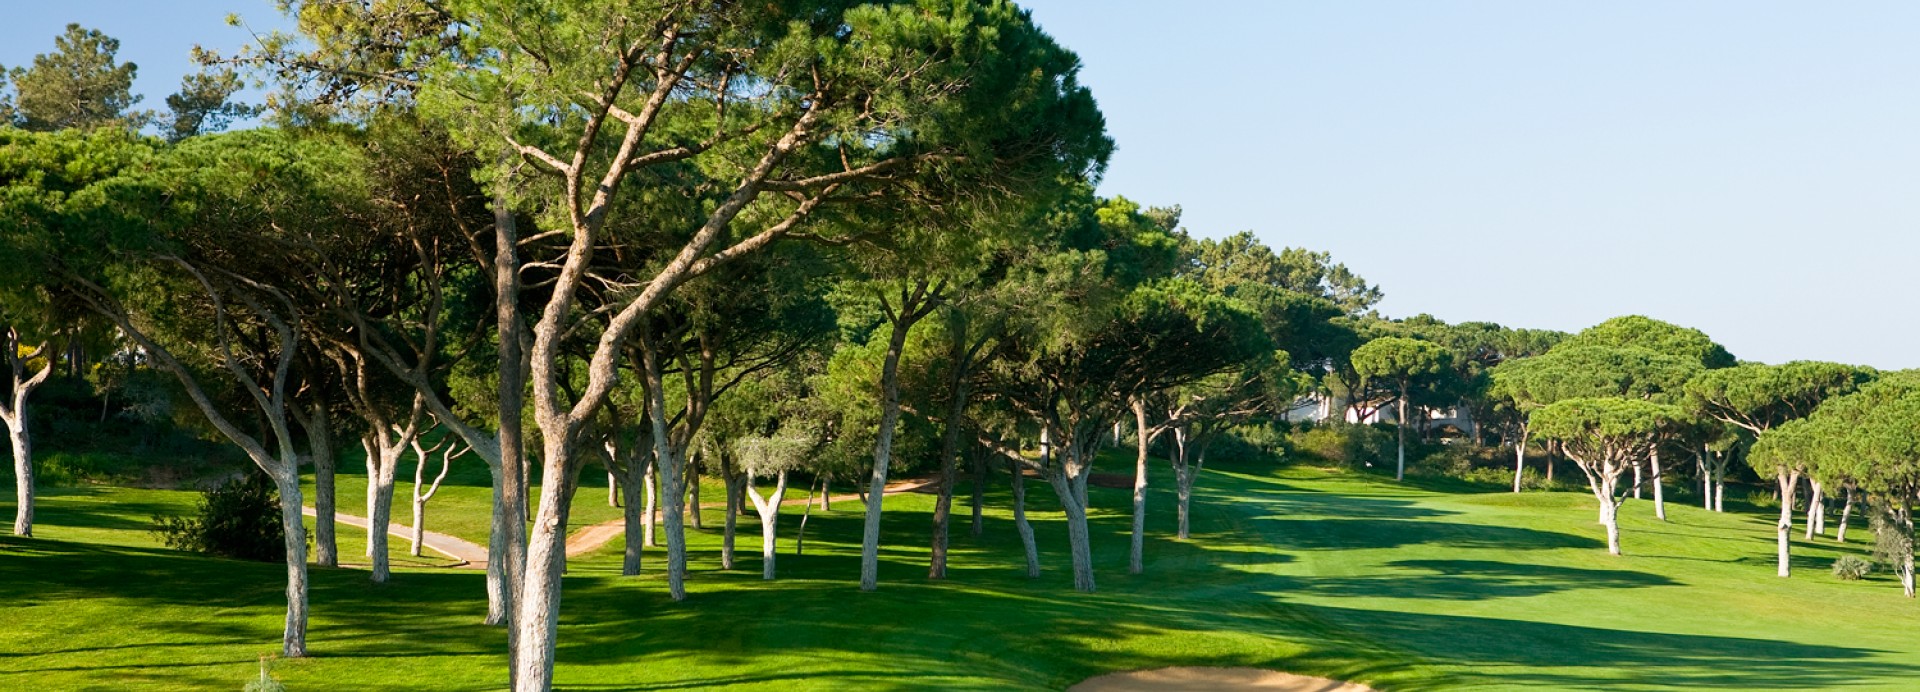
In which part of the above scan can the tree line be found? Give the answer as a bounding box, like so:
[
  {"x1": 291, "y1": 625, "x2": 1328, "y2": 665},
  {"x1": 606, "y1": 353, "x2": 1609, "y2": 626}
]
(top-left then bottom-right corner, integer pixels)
[{"x1": 4, "y1": 4, "x2": 1913, "y2": 690}]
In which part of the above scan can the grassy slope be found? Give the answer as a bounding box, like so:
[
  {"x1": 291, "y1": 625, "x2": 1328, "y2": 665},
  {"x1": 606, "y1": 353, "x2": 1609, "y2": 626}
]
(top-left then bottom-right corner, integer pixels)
[{"x1": 3, "y1": 459, "x2": 1918, "y2": 690}]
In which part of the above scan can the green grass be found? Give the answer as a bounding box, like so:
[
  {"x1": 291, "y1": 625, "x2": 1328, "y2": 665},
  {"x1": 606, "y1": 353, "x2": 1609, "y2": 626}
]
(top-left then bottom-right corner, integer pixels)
[{"x1": 4, "y1": 458, "x2": 1919, "y2": 690}]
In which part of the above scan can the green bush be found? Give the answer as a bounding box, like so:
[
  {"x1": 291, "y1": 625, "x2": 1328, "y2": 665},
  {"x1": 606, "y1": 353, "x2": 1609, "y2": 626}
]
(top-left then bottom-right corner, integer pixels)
[
  {"x1": 1288, "y1": 422, "x2": 1393, "y2": 469},
  {"x1": 1833, "y1": 554, "x2": 1873, "y2": 581},
  {"x1": 151, "y1": 471, "x2": 288, "y2": 562}
]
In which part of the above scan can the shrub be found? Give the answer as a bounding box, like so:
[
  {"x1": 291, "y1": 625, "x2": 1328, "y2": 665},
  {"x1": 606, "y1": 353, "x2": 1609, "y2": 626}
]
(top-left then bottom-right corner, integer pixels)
[
  {"x1": 1833, "y1": 555, "x2": 1873, "y2": 581},
  {"x1": 1745, "y1": 488, "x2": 1779, "y2": 510},
  {"x1": 244, "y1": 655, "x2": 287, "y2": 692},
  {"x1": 151, "y1": 471, "x2": 287, "y2": 562},
  {"x1": 1288, "y1": 422, "x2": 1392, "y2": 469}
]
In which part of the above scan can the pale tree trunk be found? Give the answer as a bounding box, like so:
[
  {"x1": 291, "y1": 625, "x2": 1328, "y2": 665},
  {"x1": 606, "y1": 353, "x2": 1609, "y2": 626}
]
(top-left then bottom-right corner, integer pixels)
[
  {"x1": 1805, "y1": 479, "x2": 1825, "y2": 538},
  {"x1": 821, "y1": 476, "x2": 832, "y2": 512},
  {"x1": 1047, "y1": 463, "x2": 1096, "y2": 592},
  {"x1": 607, "y1": 471, "x2": 618, "y2": 507},
  {"x1": 409, "y1": 437, "x2": 458, "y2": 558},
  {"x1": 509, "y1": 436, "x2": 582, "y2": 692},
  {"x1": 5, "y1": 414, "x2": 33, "y2": 537},
  {"x1": 1697, "y1": 448, "x2": 1711, "y2": 511},
  {"x1": 1129, "y1": 399, "x2": 1151, "y2": 575},
  {"x1": 1776, "y1": 470, "x2": 1799, "y2": 578},
  {"x1": 1650, "y1": 447, "x2": 1666, "y2": 522},
  {"x1": 1598, "y1": 487, "x2": 1622, "y2": 556},
  {"x1": 745, "y1": 470, "x2": 788, "y2": 580},
  {"x1": 1171, "y1": 426, "x2": 1193, "y2": 540},
  {"x1": 1394, "y1": 385, "x2": 1408, "y2": 481},
  {"x1": 1631, "y1": 460, "x2": 1643, "y2": 500},
  {"x1": 1511, "y1": 428, "x2": 1528, "y2": 494},
  {"x1": 642, "y1": 456, "x2": 658, "y2": 547},
  {"x1": 272, "y1": 472, "x2": 310, "y2": 658},
  {"x1": 860, "y1": 307, "x2": 917, "y2": 592},
  {"x1": 360, "y1": 434, "x2": 407, "y2": 583},
  {"x1": 1897, "y1": 495, "x2": 1915, "y2": 598},
  {"x1": 1837, "y1": 484, "x2": 1855, "y2": 543},
  {"x1": 3, "y1": 333, "x2": 54, "y2": 538},
  {"x1": 1575, "y1": 456, "x2": 1625, "y2": 555}
]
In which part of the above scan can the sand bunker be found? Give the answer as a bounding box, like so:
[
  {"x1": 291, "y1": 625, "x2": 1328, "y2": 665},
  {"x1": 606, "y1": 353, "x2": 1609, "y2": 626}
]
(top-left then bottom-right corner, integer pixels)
[{"x1": 1069, "y1": 667, "x2": 1376, "y2": 692}]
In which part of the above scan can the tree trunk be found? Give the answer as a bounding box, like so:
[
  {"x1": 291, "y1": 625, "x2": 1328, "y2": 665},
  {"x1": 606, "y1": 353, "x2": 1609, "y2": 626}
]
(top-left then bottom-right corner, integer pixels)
[
  {"x1": 746, "y1": 470, "x2": 787, "y2": 580},
  {"x1": 1806, "y1": 479, "x2": 1825, "y2": 538},
  {"x1": 6, "y1": 415, "x2": 32, "y2": 537},
  {"x1": 1511, "y1": 429, "x2": 1527, "y2": 494},
  {"x1": 1394, "y1": 385, "x2": 1408, "y2": 481},
  {"x1": 860, "y1": 314, "x2": 915, "y2": 593},
  {"x1": 1047, "y1": 467, "x2": 1096, "y2": 592},
  {"x1": 607, "y1": 471, "x2": 618, "y2": 507},
  {"x1": 1128, "y1": 399, "x2": 1151, "y2": 574},
  {"x1": 641, "y1": 456, "x2": 658, "y2": 547},
  {"x1": 797, "y1": 477, "x2": 816, "y2": 557},
  {"x1": 1010, "y1": 456, "x2": 1039, "y2": 579},
  {"x1": 305, "y1": 402, "x2": 338, "y2": 568},
  {"x1": 1599, "y1": 493, "x2": 1621, "y2": 556},
  {"x1": 1650, "y1": 447, "x2": 1665, "y2": 522},
  {"x1": 509, "y1": 437, "x2": 580, "y2": 692},
  {"x1": 272, "y1": 473, "x2": 310, "y2": 658},
  {"x1": 969, "y1": 446, "x2": 986, "y2": 538},
  {"x1": 721, "y1": 457, "x2": 738, "y2": 571},
  {"x1": 1631, "y1": 460, "x2": 1642, "y2": 500},
  {"x1": 929, "y1": 358, "x2": 971, "y2": 579},
  {"x1": 1776, "y1": 470, "x2": 1798, "y2": 578},
  {"x1": 822, "y1": 476, "x2": 832, "y2": 512},
  {"x1": 1837, "y1": 485, "x2": 1854, "y2": 543},
  {"x1": 363, "y1": 437, "x2": 403, "y2": 584},
  {"x1": 488, "y1": 189, "x2": 529, "y2": 648},
  {"x1": 1172, "y1": 427, "x2": 1197, "y2": 540},
  {"x1": 621, "y1": 448, "x2": 644, "y2": 576},
  {"x1": 688, "y1": 457, "x2": 704, "y2": 530},
  {"x1": 1899, "y1": 495, "x2": 1915, "y2": 598},
  {"x1": 658, "y1": 442, "x2": 688, "y2": 599}
]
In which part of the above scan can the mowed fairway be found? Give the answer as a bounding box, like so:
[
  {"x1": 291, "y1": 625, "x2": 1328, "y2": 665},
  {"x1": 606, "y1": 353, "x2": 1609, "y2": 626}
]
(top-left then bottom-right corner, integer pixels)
[{"x1": 3, "y1": 459, "x2": 1917, "y2": 690}]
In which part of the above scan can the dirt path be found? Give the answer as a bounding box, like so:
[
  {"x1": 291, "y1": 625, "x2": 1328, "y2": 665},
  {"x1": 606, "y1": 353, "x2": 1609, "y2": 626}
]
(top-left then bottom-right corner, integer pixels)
[
  {"x1": 563, "y1": 476, "x2": 939, "y2": 557},
  {"x1": 303, "y1": 506, "x2": 489, "y2": 569},
  {"x1": 1069, "y1": 667, "x2": 1376, "y2": 692}
]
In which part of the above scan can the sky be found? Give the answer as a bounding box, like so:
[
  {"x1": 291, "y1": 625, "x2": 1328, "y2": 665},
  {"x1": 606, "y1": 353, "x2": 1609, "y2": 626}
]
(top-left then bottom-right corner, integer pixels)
[{"x1": 6, "y1": 1, "x2": 1918, "y2": 368}]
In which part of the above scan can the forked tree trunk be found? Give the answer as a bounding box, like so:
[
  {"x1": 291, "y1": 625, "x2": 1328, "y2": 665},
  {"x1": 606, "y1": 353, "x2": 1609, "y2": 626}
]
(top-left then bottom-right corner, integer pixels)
[
  {"x1": 361, "y1": 435, "x2": 407, "y2": 583},
  {"x1": 1776, "y1": 470, "x2": 1799, "y2": 578},
  {"x1": 3, "y1": 336, "x2": 54, "y2": 538},
  {"x1": 745, "y1": 470, "x2": 788, "y2": 580},
  {"x1": 409, "y1": 439, "x2": 456, "y2": 558},
  {"x1": 1128, "y1": 399, "x2": 1151, "y2": 575},
  {"x1": 1511, "y1": 429, "x2": 1528, "y2": 494}
]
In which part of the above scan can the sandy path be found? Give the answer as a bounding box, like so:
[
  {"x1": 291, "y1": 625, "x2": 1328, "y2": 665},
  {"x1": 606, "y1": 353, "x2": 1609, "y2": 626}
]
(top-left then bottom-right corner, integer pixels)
[
  {"x1": 563, "y1": 476, "x2": 939, "y2": 557},
  {"x1": 1069, "y1": 667, "x2": 1376, "y2": 692},
  {"x1": 303, "y1": 506, "x2": 489, "y2": 568}
]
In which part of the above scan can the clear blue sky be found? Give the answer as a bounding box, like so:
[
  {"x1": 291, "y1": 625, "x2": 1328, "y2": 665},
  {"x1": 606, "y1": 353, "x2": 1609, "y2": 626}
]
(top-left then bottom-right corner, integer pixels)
[{"x1": 8, "y1": 1, "x2": 1918, "y2": 368}]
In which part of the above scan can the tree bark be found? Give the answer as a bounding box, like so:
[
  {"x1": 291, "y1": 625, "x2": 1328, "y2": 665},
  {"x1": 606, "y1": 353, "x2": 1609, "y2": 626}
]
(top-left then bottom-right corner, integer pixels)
[
  {"x1": 797, "y1": 477, "x2": 817, "y2": 556},
  {"x1": 303, "y1": 399, "x2": 338, "y2": 568},
  {"x1": 272, "y1": 473, "x2": 310, "y2": 658},
  {"x1": 1805, "y1": 479, "x2": 1825, "y2": 538},
  {"x1": 621, "y1": 446, "x2": 645, "y2": 576},
  {"x1": 860, "y1": 306, "x2": 918, "y2": 592},
  {"x1": 1898, "y1": 494, "x2": 1915, "y2": 598},
  {"x1": 5, "y1": 414, "x2": 33, "y2": 537},
  {"x1": 688, "y1": 457, "x2": 703, "y2": 530},
  {"x1": 1776, "y1": 470, "x2": 1799, "y2": 578},
  {"x1": 1511, "y1": 428, "x2": 1527, "y2": 494},
  {"x1": 929, "y1": 353, "x2": 971, "y2": 579},
  {"x1": 1395, "y1": 384, "x2": 1408, "y2": 481},
  {"x1": 1047, "y1": 466, "x2": 1096, "y2": 592},
  {"x1": 745, "y1": 470, "x2": 788, "y2": 580},
  {"x1": 1128, "y1": 398, "x2": 1151, "y2": 575},
  {"x1": 721, "y1": 454, "x2": 738, "y2": 571},
  {"x1": 1011, "y1": 456, "x2": 1039, "y2": 579},
  {"x1": 641, "y1": 455, "x2": 658, "y2": 547},
  {"x1": 1837, "y1": 484, "x2": 1854, "y2": 543},
  {"x1": 1650, "y1": 447, "x2": 1665, "y2": 522}
]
